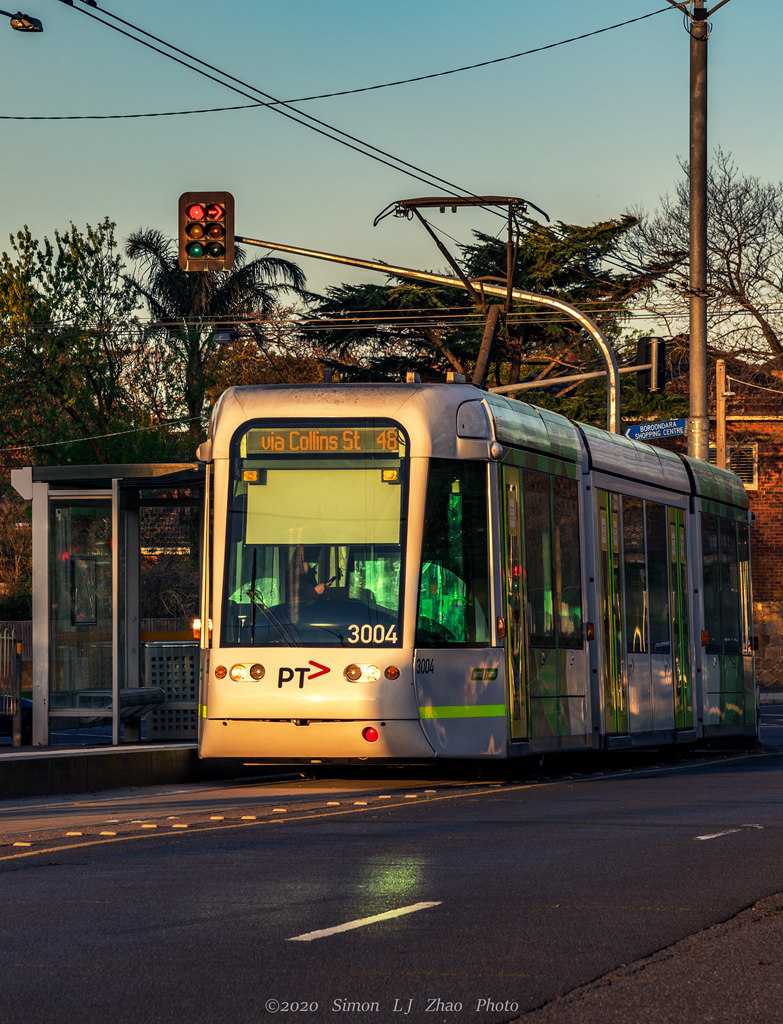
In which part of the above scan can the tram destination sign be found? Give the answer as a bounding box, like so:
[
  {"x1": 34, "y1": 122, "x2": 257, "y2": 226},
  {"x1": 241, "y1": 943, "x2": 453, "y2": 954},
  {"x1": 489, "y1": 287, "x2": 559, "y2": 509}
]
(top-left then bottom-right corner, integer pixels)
[
  {"x1": 245, "y1": 425, "x2": 400, "y2": 455},
  {"x1": 624, "y1": 419, "x2": 687, "y2": 442}
]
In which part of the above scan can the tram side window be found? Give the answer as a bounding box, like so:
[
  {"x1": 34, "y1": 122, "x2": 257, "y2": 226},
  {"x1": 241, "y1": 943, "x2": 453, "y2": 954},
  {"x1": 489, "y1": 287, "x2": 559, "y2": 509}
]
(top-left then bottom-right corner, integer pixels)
[
  {"x1": 645, "y1": 502, "x2": 670, "y2": 654},
  {"x1": 552, "y1": 476, "x2": 583, "y2": 648},
  {"x1": 719, "y1": 518, "x2": 742, "y2": 654},
  {"x1": 701, "y1": 514, "x2": 721, "y2": 654},
  {"x1": 623, "y1": 497, "x2": 648, "y2": 654},
  {"x1": 524, "y1": 472, "x2": 553, "y2": 646},
  {"x1": 416, "y1": 460, "x2": 490, "y2": 646},
  {"x1": 738, "y1": 524, "x2": 753, "y2": 654},
  {"x1": 701, "y1": 514, "x2": 746, "y2": 655},
  {"x1": 523, "y1": 471, "x2": 583, "y2": 649}
]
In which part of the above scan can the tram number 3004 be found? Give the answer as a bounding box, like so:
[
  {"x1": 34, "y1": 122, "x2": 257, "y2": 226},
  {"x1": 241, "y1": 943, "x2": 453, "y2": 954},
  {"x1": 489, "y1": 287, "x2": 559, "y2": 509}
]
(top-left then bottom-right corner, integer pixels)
[{"x1": 347, "y1": 623, "x2": 398, "y2": 645}]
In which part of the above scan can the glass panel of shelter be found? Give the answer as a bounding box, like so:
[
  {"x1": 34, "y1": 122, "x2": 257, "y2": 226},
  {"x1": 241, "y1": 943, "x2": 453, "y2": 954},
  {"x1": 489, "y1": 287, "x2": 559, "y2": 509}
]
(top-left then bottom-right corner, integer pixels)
[{"x1": 49, "y1": 500, "x2": 114, "y2": 735}]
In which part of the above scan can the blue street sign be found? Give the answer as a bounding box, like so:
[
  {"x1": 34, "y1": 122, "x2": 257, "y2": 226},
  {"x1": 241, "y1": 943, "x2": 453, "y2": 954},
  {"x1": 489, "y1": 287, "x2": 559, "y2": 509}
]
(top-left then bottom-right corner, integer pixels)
[{"x1": 624, "y1": 419, "x2": 687, "y2": 442}]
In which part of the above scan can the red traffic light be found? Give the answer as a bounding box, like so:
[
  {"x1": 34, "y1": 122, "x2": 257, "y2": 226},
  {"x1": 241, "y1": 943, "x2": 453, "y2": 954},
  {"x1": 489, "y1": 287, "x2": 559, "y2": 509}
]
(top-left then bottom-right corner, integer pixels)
[{"x1": 178, "y1": 192, "x2": 235, "y2": 271}]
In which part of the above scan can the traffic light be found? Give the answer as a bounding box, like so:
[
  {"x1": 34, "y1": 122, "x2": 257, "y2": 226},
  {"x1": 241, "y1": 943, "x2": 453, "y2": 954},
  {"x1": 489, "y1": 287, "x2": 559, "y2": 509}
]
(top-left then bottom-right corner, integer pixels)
[
  {"x1": 636, "y1": 336, "x2": 666, "y2": 394},
  {"x1": 178, "y1": 191, "x2": 235, "y2": 271}
]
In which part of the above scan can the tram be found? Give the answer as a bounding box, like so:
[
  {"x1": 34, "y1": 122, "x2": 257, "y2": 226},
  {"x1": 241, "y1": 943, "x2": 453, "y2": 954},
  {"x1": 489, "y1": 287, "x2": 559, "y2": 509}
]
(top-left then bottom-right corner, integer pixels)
[{"x1": 195, "y1": 381, "x2": 756, "y2": 762}]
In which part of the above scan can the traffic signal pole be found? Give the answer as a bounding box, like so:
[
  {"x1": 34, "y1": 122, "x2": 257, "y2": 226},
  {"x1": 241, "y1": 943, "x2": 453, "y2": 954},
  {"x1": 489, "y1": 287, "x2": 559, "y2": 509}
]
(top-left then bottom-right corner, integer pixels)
[{"x1": 235, "y1": 233, "x2": 622, "y2": 434}]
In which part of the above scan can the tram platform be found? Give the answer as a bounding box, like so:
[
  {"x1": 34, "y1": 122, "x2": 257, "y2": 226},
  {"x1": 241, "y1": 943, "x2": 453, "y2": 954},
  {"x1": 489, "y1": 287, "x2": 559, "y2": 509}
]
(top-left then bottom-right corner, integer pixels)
[{"x1": 0, "y1": 742, "x2": 245, "y2": 800}]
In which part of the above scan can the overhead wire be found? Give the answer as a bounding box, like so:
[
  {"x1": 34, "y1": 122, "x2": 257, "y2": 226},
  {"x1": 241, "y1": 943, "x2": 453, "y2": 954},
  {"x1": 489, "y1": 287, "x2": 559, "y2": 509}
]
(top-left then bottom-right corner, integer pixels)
[
  {"x1": 1, "y1": 8, "x2": 674, "y2": 121},
  {"x1": 10, "y1": 293, "x2": 769, "y2": 332},
  {"x1": 6, "y1": 3, "x2": 686, "y2": 291},
  {"x1": 47, "y1": 0, "x2": 507, "y2": 216},
  {"x1": 0, "y1": 416, "x2": 198, "y2": 454}
]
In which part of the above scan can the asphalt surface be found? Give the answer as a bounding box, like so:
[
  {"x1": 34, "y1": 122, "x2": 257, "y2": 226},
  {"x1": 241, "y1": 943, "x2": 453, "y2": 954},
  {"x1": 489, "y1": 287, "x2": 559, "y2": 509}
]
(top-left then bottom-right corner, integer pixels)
[
  {"x1": 519, "y1": 707, "x2": 783, "y2": 1023},
  {"x1": 518, "y1": 893, "x2": 783, "y2": 1023},
  {"x1": 1, "y1": 711, "x2": 781, "y2": 1024}
]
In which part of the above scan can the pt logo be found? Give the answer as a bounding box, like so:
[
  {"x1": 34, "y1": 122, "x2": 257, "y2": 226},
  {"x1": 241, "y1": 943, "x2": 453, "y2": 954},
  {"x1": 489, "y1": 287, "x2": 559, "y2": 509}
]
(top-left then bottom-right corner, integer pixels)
[{"x1": 278, "y1": 661, "x2": 330, "y2": 689}]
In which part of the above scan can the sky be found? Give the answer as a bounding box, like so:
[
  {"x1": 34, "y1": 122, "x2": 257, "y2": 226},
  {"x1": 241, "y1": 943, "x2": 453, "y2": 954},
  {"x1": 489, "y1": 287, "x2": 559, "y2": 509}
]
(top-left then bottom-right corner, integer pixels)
[{"x1": 0, "y1": 0, "x2": 775, "y2": 299}]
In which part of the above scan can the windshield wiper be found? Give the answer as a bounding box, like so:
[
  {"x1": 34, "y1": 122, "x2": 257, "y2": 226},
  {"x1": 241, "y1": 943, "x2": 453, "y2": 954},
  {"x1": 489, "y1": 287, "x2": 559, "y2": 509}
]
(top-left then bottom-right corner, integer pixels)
[{"x1": 247, "y1": 549, "x2": 299, "y2": 647}]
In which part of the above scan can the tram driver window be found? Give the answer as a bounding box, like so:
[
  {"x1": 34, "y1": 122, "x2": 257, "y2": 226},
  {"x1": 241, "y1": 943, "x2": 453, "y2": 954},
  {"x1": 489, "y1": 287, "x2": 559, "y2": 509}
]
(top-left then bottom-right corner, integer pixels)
[{"x1": 416, "y1": 461, "x2": 490, "y2": 646}]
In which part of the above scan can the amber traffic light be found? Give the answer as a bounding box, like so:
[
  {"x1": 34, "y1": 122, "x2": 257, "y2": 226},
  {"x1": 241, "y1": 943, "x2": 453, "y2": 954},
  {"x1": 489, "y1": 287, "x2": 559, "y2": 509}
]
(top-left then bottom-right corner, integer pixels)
[{"x1": 178, "y1": 191, "x2": 235, "y2": 271}]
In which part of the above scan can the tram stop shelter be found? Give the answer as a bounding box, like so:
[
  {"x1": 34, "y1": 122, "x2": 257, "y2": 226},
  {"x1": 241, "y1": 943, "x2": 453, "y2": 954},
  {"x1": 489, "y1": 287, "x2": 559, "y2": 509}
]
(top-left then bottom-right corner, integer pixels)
[{"x1": 12, "y1": 464, "x2": 205, "y2": 747}]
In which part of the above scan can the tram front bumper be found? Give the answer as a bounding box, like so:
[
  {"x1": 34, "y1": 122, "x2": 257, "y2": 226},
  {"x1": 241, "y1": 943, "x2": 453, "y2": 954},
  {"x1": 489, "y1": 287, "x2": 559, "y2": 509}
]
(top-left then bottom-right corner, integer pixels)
[{"x1": 199, "y1": 716, "x2": 437, "y2": 761}]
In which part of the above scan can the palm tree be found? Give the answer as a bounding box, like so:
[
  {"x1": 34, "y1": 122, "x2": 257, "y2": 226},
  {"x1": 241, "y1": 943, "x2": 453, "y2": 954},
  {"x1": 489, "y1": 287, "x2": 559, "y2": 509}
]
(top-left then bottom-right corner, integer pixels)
[{"x1": 125, "y1": 229, "x2": 307, "y2": 444}]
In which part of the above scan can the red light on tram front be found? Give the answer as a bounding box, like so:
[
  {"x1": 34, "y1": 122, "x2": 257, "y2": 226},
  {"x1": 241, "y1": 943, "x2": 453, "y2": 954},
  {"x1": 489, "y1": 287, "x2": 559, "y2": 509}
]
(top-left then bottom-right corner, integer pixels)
[{"x1": 362, "y1": 727, "x2": 379, "y2": 743}]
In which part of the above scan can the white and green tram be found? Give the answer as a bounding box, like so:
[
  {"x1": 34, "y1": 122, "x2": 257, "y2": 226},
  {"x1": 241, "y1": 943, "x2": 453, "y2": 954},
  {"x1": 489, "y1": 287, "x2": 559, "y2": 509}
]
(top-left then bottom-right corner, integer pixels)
[{"x1": 196, "y1": 382, "x2": 756, "y2": 762}]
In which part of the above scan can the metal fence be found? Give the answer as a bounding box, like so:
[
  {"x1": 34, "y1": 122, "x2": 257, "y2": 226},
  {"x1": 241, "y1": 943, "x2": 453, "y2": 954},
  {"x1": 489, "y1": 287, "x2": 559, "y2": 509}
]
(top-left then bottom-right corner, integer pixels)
[
  {"x1": 143, "y1": 641, "x2": 198, "y2": 740},
  {"x1": 0, "y1": 628, "x2": 23, "y2": 745}
]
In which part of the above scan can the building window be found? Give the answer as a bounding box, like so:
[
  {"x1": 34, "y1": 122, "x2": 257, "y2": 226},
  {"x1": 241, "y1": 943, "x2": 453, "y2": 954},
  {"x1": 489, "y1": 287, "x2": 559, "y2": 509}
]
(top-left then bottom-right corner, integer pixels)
[{"x1": 708, "y1": 443, "x2": 758, "y2": 490}]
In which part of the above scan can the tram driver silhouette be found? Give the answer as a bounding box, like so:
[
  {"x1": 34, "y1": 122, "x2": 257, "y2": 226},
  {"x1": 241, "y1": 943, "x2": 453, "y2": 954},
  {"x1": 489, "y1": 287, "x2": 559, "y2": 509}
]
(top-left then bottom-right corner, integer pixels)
[{"x1": 288, "y1": 545, "x2": 327, "y2": 606}]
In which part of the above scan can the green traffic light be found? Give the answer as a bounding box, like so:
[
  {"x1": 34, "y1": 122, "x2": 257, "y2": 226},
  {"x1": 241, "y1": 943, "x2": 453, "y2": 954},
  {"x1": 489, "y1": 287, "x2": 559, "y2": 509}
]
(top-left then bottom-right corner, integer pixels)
[
  {"x1": 206, "y1": 242, "x2": 225, "y2": 259},
  {"x1": 186, "y1": 241, "x2": 205, "y2": 259}
]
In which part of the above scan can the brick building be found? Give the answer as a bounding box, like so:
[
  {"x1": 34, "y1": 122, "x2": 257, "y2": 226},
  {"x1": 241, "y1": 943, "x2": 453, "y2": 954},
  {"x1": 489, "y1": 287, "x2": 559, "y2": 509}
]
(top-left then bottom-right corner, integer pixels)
[
  {"x1": 722, "y1": 386, "x2": 783, "y2": 697},
  {"x1": 647, "y1": 360, "x2": 783, "y2": 696}
]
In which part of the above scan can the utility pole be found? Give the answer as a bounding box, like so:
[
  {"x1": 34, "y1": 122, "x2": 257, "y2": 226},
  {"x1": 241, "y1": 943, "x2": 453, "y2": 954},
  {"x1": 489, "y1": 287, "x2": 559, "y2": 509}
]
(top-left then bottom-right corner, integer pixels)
[
  {"x1": 688, "y1": 0, "x2": 710, "y2": 461},
  {"x1": 665, "y1": 0, "x2": 732, "y2": 460}
]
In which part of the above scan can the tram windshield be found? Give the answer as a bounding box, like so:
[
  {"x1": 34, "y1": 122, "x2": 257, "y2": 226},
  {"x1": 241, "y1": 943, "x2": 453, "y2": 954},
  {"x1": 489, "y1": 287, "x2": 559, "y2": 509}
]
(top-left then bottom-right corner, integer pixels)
[{"x1": 222, "y1": 420, "x2": 406, "y2": 647}]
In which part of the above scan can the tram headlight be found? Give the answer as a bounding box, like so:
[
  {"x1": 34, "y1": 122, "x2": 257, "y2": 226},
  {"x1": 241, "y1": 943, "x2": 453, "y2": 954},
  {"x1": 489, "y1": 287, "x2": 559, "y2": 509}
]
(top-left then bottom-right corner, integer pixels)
[
  {"x1": 229, "y1": 664, "x2": 249, "y2": 681},
  {"x1": 344, "y1": 663, "x2": 381, "y2": 682}
]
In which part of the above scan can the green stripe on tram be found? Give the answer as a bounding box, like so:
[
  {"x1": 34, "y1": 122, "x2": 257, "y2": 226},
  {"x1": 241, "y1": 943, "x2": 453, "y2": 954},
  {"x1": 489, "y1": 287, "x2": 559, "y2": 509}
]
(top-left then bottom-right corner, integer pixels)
[{"x1": 419, "y1": 705, "x2": 506, "y2": 719}]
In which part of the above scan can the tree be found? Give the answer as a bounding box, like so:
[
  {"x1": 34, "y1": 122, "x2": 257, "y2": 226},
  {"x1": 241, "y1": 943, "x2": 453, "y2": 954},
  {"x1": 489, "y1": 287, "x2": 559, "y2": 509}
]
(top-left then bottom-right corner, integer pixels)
[
  {"x1": 308, "y1": 279, "x2": 478, "y2": 381},
  {"x1": 459, "y1": 217, "x2": 643, "y2": 387},
  {"x1": 625, "y1": 149, "x2": 783, "y2": 363},
  {"x1": 0, "y1": 218, "x2": 166, "y2": 465},
  {"x1": 306, "y1": 215, "x2": 651, "y2": 423},
  {"x1": 0, "y1": 492, "x2": 31, "y2": 619},
  {"x1": 207, "y1": 306, "x2": 325, "y2": 400},
  {"x1": 124, "y1": 230, "x2": 308, "y2": 444}
]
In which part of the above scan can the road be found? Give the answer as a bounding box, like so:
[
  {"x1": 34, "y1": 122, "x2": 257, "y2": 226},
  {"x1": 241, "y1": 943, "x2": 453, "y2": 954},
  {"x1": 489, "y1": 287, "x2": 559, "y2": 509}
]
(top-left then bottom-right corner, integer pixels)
[{"x1": 1, "y1": 721, "x2": 783, "y2": 1024}]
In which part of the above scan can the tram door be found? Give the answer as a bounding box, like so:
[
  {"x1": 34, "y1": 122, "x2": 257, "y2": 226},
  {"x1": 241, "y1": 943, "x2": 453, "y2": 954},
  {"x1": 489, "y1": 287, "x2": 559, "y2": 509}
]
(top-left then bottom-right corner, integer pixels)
[
  {"x1": 599, "y1": 493, "x2": 692, "y2": 737},
  {"x1": 598, "y1": 491, "x2": 627, "y2": 734},
  {"x1": 503, "y1": 468, "x2": 526, "y2": 740},
  {"x1": 645, "y1": 502, "x2": 692, "y2": 731},
  {"x1": 623, "y1": 497, "x2": 653, "y2": 732},
  {"x1": 669, "y1": 507, "x2": 692, "y2": 729}
]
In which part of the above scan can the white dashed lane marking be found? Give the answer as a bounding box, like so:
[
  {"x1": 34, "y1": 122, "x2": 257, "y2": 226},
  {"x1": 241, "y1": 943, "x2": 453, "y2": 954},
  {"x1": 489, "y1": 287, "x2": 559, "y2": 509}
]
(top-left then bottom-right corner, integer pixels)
[{"x1": 288, "y1": 902, "x2": 442, "y2": 942}]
